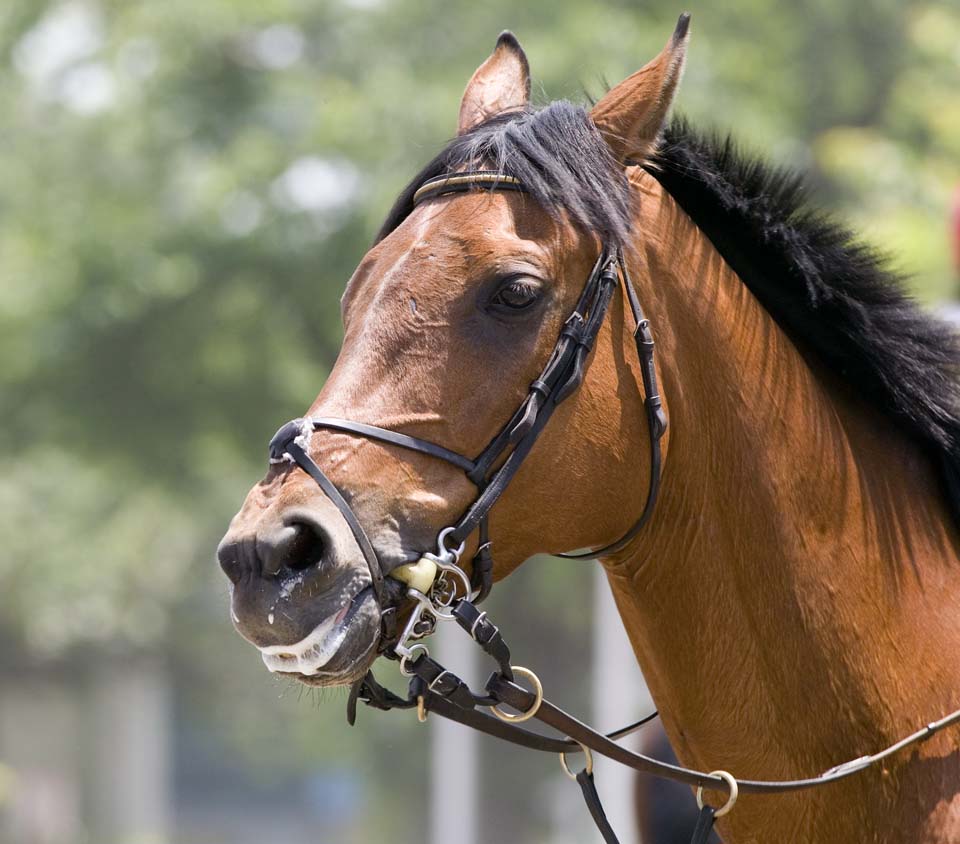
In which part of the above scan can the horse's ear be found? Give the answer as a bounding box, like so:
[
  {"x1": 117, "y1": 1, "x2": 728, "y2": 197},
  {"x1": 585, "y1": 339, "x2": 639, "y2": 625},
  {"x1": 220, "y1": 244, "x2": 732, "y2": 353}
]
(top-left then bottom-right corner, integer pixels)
[
  {"x1": 458, "y1": 31, "x2": 530, "y2": 135},
  {"x1": 590, "y1": 14, "x2": 690, "y2": 162}
]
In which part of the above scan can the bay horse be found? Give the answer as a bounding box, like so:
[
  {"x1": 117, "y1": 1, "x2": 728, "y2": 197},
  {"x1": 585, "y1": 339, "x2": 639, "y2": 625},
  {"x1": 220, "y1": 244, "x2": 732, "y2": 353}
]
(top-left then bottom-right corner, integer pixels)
[{"x1": 218, "y1": 16, "x2": 960, "y2": 843}]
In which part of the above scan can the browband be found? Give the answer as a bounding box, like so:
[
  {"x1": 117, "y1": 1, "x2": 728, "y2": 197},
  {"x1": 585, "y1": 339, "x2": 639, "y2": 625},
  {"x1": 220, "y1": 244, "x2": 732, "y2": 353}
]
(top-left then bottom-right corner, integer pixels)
[{"x1": 413, "y1": 171, "x2": 525, "y2": 206}]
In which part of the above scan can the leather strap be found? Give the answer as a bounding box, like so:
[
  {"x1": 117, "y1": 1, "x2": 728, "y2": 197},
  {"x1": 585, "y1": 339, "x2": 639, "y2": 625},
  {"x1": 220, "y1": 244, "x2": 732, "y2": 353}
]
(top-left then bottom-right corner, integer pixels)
[
  {"x1": 452, "y1": 600, "x2": 511, "y2": 675},
  {"x1": 485, "y1": 668, "x2": 960, "y2": 794},
  {"x1": 413, "y1": 171, "x2": 526, "y2": 205},
  {"x1": 486, "y1": 672, "x2": 729, "y2": 791},
  {"x1": 284, "y1": 441, "x2": 387, "y2": 598},
  {"x1": 447, "y1": 256, "x2": 622, "y2": 546},
  {"x1": 311, "y1": 417, "x2": 477, "y2": 473},
  {"x1": 560, "y1": 254, "x2": 666, "y2": 559},
  {"x1": 351, "y1": 586, "x2": 960, "y2": 842},
  {"x1": 688, "y1": 806, "x2": 717, "y2": 844},
  {"x1": 576, "y1": 770, "x2": 620, "y2": 844},
  {"x1": 268, "y1": 419, "x2": 388, "y2": 603}
]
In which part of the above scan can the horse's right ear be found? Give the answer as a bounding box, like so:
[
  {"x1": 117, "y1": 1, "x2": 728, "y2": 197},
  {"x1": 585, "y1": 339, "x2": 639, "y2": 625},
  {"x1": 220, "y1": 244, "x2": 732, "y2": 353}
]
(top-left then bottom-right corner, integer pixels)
[
  {"x1": 590, "y1": 14, "x2": 690, "y2": 162},
  {"x1": 458, "y1": 32, "x2": 530, "y2": 135}
]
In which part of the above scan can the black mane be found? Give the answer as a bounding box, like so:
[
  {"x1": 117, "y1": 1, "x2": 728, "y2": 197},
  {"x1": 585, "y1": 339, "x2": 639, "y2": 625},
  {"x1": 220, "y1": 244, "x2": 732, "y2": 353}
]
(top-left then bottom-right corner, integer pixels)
[
  {"x1": 379, "y1": 105, "x2": 960, "y2": 486},
  {"x1": 649, "y1": 118, "x2": 960, "y2": 482}
]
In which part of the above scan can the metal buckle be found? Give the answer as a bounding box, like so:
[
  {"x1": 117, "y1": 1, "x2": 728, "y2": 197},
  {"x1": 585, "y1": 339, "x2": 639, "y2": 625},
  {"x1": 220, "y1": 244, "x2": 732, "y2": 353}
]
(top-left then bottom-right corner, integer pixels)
[
  {"x1": 428, "y1": 670, "x2": 454, "y2": 694},
  {"x1": 469, "y1": 611, "x2": 489, "y2": 641}
]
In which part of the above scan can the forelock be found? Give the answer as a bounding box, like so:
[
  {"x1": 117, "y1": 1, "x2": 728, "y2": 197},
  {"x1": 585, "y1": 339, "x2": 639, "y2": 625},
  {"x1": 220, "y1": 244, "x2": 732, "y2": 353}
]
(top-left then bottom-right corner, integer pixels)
[{"x1": 376, "y1": 101, "x2": 632, "y2": 246}]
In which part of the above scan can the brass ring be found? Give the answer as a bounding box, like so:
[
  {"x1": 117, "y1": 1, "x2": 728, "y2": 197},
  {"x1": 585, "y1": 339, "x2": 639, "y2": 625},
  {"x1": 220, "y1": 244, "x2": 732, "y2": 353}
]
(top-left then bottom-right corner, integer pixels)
[
  {"x1": 417, "y1": 695, "x2": 428, "y2": 723},
  {"x1": 696, "y1": 770, "x2": 739, "y2": 818},
  {"x1": 491, "y1": 666, "x2": 543, "y2": 724},
  {"x1": 559, "y1": 742, "x2": 593, "y2": 780}
]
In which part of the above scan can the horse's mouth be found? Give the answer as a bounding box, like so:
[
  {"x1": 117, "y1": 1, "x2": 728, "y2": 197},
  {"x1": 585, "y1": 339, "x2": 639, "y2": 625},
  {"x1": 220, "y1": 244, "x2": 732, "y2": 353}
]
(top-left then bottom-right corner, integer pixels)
[{"x1": 257, "y1": 587, "x2": 379, "y2": 685}]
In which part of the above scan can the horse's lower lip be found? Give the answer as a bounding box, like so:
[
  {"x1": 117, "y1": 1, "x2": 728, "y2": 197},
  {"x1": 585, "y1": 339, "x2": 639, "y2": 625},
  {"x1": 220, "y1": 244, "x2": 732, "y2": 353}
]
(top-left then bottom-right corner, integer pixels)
[{"x1": 258, "y1": 590, "x2": 369, "y2": 676}]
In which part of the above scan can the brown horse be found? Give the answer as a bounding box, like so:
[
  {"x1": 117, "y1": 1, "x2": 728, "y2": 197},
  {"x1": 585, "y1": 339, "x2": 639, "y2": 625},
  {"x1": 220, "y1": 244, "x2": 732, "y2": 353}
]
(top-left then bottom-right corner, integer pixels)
[{"x1": 218, "y1": 18, "x2": 960, "y2": 843}]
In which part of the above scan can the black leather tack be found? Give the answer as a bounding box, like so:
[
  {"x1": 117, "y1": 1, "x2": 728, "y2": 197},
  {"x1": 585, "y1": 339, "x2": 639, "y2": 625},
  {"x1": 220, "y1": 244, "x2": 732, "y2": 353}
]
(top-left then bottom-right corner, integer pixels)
[
  {"x1": 453, "y1": 600, "x2": 511, "y2": 672},
  {"x1": 268, "y1": 418, "x2": 304, "y2": 460},
  {"x1": 346, "y1": 676, "x2": 362, "y2": 726},
  {"x1": 576, "y1": 770, "x2": 620, "y2": 844},
  {"x1": 688, "y1": 806, "x2": 716, "y2": 844},
  {"x1": 412, "y1": 655, "x2": 477, "y2": 710}
]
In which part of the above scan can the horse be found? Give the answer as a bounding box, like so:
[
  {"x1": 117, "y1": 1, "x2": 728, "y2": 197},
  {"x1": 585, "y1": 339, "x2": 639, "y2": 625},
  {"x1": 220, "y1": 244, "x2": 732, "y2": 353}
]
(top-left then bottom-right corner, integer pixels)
[{"x1": 217, "y1": 16, "x2": 960, "y2": 843}]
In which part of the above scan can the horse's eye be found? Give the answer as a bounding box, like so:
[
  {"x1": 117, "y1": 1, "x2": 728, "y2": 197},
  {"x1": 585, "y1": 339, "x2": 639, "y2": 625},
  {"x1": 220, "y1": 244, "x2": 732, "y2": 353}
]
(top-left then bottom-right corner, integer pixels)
[{"x1": 491, "y1": 279, "x2": 539, "y2": 311}]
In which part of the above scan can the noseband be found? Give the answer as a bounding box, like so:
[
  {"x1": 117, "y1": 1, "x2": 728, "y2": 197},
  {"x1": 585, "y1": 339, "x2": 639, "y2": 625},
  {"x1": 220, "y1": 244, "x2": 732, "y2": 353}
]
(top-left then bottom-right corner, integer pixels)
[
  {"x1": 265, "y1": 171, "x2": 960, "y2": 844},
  {"x1": 269, "y1": 169, "x2": 667, "y2": 621}
]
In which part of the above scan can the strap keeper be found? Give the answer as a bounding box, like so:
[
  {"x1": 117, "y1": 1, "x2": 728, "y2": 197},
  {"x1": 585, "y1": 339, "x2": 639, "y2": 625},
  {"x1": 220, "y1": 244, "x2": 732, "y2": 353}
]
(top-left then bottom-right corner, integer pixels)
[
  {"x1": 645, "y1": 396, "x2": 668, "y2": 439},
  {"x1": 599, "y1": 263, "x2": 618, "y2": 286},
  {"x1": 412, "y1": 655, "x2": 476, "y2": 710},
  {"x1": 454, "y1": 601, "x2": 511, "y2": 673},
  {"x1": 378, "y1": 606, "x2": 398, "y2": 649},
  {"x1": 530, "y1": 379, "x2": 550, "y2": 397},
  {"x1": 470, "y1": 542, "x2": 494, "y2": 604},
  {"x1": 561, "y1": 313, "x2": 584, "y2": 341},
  {"x1": 634, "y1": 318, "x2": 655, "y2": 347}
]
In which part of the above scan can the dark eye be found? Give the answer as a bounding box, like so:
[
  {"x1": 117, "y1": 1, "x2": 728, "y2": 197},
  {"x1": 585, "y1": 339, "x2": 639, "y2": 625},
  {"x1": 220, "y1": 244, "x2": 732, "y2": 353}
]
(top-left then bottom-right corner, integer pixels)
[{"x1": 490, "y1": 278, "x2": 540, "y2": 311}]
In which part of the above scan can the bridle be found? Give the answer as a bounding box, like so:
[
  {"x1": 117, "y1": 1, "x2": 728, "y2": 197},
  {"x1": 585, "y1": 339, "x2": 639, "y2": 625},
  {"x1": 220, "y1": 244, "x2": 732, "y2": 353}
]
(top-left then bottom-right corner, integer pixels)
[
  {"x1": 269, "y1": 170, "x2": 666, "y2": 625},
  {"x1": 266, "y1": 170, "x2": 960, "y2": 844}
]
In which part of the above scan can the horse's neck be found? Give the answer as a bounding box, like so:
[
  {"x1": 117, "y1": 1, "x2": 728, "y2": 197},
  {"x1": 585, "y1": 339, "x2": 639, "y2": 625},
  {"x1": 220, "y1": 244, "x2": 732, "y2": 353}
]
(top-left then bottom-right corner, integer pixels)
[{"x1": 606, "y1": 174, "x2": 960, "y2": 840}]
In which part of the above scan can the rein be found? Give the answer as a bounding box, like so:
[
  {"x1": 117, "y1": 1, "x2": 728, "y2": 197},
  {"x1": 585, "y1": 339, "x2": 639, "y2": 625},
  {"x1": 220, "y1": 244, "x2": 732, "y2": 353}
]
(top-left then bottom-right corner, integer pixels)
[{"x1": 266, "y1": 170, "x2": 960, "y2": 843}]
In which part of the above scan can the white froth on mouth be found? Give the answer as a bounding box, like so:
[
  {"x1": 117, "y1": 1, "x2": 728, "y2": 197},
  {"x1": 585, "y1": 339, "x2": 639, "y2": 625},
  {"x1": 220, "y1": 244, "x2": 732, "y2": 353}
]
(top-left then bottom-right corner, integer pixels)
[{"x1": 258, "y1": 602, "x2": 354, "y2": 676}]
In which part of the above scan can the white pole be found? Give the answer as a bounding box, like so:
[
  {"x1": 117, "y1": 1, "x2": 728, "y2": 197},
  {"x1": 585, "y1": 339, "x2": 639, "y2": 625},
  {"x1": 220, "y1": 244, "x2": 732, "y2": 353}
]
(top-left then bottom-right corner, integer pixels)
[
  {"x1": 592, "y1": 566, "x2": 652, "y2": 844},
  {"x1": 89, "y1": 659, "x2": 171, "y2": 844},
  {"x1": 430, "y1": 622, "x2": 479, "y2": 844}
]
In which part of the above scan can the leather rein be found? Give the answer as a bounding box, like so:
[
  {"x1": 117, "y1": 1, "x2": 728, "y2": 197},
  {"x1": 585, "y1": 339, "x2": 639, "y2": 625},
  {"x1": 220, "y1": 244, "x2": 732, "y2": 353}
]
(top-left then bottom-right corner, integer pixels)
[{"x1": 266, "y1": 170, "x2": 960, "y2": 843}]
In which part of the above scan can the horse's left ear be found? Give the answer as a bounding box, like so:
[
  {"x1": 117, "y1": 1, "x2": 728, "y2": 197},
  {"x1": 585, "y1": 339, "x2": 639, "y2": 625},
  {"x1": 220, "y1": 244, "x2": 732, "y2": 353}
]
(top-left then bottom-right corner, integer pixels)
[
  {"x1": 458, "y1": 31, "x2": 530, "y2": 135},
  {"x1": 591, "y1": 13, "x2": 691, "y2": 162}
]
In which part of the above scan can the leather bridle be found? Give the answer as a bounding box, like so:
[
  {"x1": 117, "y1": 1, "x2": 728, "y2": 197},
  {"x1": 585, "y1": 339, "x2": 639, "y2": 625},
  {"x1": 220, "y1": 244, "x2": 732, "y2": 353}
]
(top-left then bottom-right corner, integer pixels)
[
  {"x1": 266, "y1": 170, "x2": 960, "y2": 844},
  {"x1": 269, "y1": 171, "x2": 666, "y2": 616}
]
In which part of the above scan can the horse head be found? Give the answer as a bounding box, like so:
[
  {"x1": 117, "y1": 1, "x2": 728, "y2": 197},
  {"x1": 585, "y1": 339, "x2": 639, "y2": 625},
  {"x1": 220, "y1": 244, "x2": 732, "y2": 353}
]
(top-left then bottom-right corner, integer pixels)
[{"x1": 216, "y1": 20, "x2": 689, "y2": 686}]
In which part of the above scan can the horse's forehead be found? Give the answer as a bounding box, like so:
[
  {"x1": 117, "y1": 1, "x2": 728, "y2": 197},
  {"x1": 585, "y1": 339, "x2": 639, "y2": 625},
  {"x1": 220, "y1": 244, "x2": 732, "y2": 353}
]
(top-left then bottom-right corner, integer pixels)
[{"x1": 373, "y1": 194, "x2": 563, "y2": 280}]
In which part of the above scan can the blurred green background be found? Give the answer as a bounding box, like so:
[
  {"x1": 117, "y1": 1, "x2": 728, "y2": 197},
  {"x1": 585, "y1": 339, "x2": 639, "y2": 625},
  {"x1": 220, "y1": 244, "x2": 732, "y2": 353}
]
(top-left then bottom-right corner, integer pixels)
[{"x1": 1, "y1": 1, "x2": 958, "y2": 842}]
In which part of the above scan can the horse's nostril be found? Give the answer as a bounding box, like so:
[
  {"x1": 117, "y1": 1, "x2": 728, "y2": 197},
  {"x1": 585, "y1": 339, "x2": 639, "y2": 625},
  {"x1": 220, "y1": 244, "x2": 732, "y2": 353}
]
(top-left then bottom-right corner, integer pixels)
[
  {"x1": 240, "y1": 518, "x2": 331, "y2": 579},
  {"x1": 283, "y1": 521, "x2": 326, "y2": 572}
]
